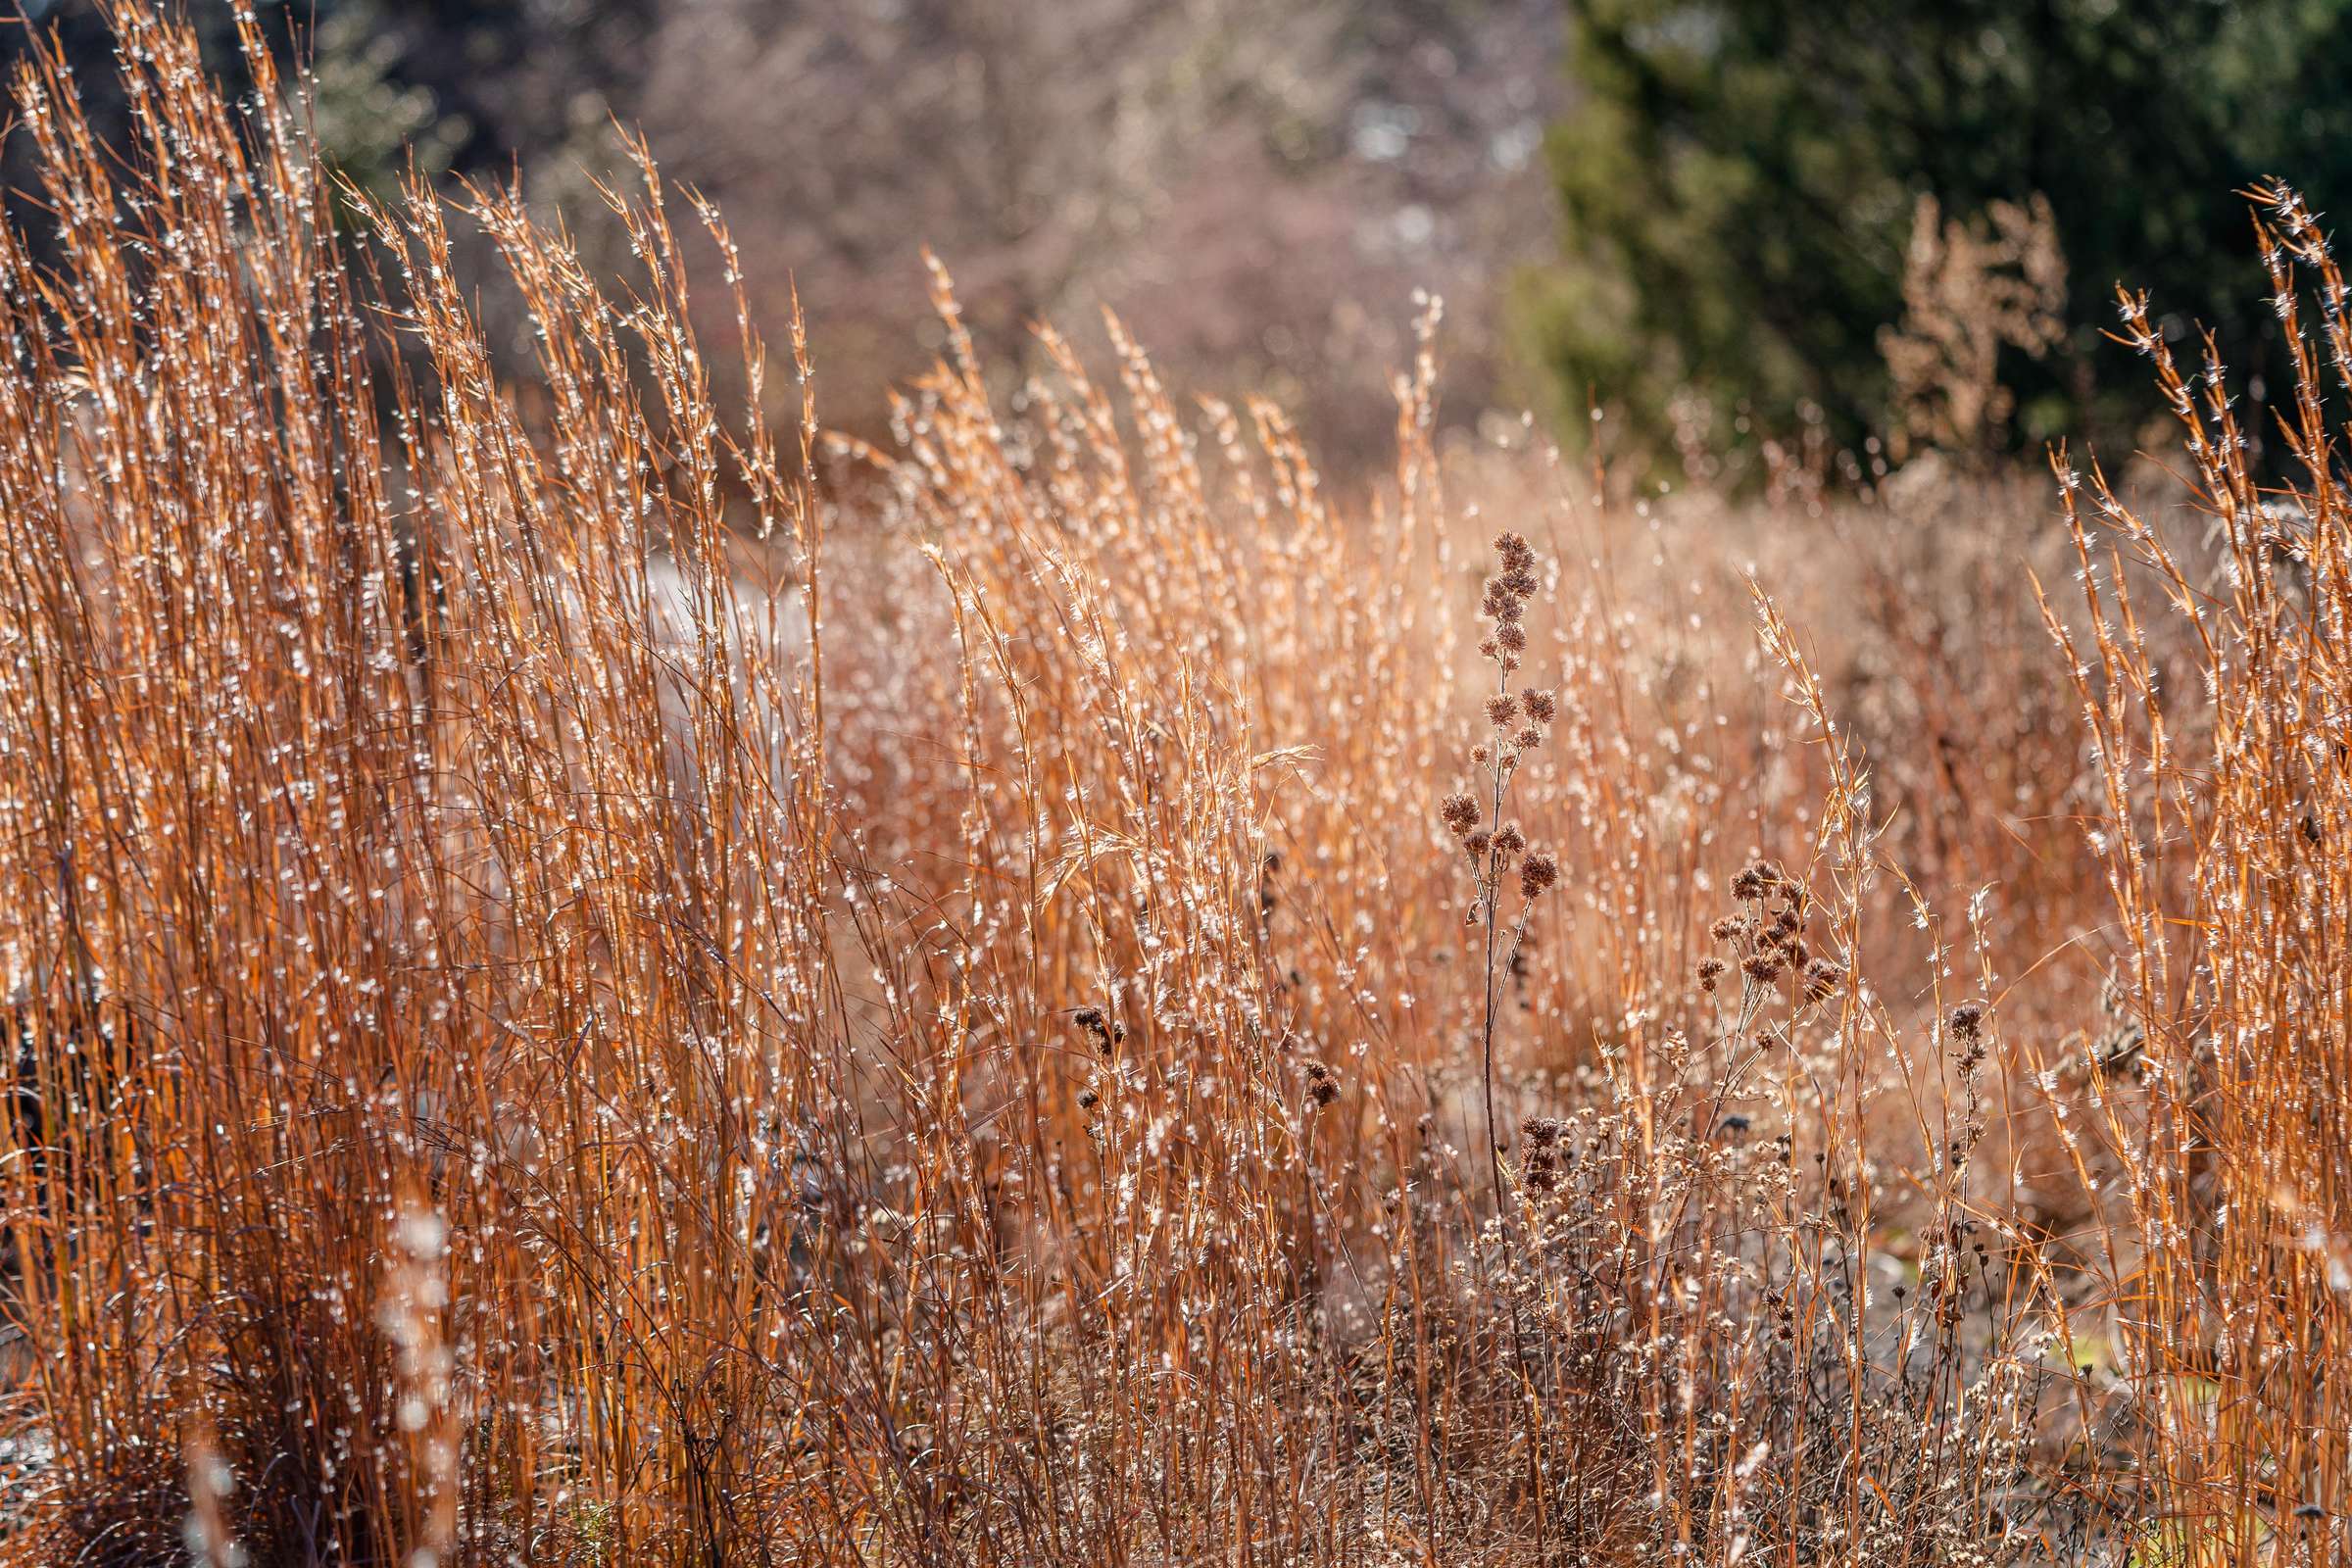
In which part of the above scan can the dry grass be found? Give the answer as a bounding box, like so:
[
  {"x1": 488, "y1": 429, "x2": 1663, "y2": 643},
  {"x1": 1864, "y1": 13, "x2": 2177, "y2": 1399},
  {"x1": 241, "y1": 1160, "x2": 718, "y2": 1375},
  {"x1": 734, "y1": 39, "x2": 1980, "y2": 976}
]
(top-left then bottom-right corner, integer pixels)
[{"x1": 0, "y1": 7, "x2": 2342, "y2": 1564}]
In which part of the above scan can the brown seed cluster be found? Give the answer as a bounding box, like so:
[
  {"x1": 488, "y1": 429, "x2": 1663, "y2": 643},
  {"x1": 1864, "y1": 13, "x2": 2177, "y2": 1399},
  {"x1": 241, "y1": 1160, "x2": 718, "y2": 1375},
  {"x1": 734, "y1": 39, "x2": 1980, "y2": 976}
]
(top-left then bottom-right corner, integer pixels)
[
  {"x1": 1519, "y1": 850, "x2": 1558, "y2": 900},
  {"x1": 1440, "y1": 792, "x2": 1481, "y2": 840},
  {"x1": 1947, "y1": 1002, "x2": 1987, "y2": 1069},
  {"x1": 1476, "y1": 532, "x2": 1543, "y2": 673},
  {"x1": 1074, "y1": 1005, "x2": 1126, "y2": 1054},
  {"x1": 1518, "y1": 1114, "x2": 1571, "y2": 1193},
  {"x1": 1443, "y1": 534, "x2": 1564, "y2": 895},
  {"x1": 1701, "y1": 858, "x2": 1841, "y2": 1009}
]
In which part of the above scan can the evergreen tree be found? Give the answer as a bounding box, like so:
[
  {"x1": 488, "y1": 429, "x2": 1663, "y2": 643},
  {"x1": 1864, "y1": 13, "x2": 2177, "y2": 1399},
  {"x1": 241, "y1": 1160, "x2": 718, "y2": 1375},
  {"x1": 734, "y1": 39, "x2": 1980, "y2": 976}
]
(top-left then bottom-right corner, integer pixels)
[{"x1": 1531, "y1": 0, "x2": 2352, "y2": 463}]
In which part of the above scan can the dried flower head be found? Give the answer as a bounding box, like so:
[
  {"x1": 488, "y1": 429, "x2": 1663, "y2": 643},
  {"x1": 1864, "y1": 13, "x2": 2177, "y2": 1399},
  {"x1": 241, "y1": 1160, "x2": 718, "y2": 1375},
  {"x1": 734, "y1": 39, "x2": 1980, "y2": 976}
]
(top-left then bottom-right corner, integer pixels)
[
  {"x1": 1802, "y1": 957, "x2": 1845, "y2": 1004},
  {"x1": 1697, "y1": 956, "x2": 1728, "y2": 993},
  {"x1": 1476, "y1": 536, "x2": 1543, "y2": 662},
  {"x1": 1522, "y1": 688, "x2": 1557, "y2": 725},
  {"x1": 1486, "y1": 693, "x2": 1519, "y2": 729},
  {"x1": 1519, "y1": 850, "x2": 1558, "y2": 899},
  {"x1": 1440, "y1": 792, "x2": 1482, "y2": 839},
  {"x1": 1073, "y1": 1005, "x2": 1123, "y2": 1054},
  {"x1": 1303, "y1": 1059, "x2": 1340, "y2": 1107}
]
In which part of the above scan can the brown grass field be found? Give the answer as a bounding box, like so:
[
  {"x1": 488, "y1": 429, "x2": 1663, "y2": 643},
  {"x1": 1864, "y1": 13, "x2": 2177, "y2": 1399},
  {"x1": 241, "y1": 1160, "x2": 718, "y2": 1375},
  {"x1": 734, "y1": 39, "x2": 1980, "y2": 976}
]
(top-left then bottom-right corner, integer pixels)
[{"x1": 0, "y1": 7, "x2": 2344, "y2": 1564}]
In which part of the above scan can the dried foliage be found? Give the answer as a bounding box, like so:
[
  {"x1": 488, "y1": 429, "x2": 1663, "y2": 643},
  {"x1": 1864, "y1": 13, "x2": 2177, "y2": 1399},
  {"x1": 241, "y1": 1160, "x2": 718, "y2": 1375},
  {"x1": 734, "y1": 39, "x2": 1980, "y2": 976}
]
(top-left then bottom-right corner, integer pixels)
[
  {"x1": 1880, "y1": 194, "x2": 2069, "y2": 463},
  {"x1": 0, "y1": 9, "x2": 2342, "y2": 1567}
]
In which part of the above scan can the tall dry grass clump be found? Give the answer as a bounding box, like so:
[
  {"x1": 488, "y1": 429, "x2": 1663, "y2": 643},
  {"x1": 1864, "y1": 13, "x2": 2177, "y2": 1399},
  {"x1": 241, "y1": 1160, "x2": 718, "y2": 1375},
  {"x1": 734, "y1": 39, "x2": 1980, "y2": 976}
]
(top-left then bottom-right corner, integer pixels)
[
  {"x1": 0, "y1": 6, "x2": 2344, "y2": 1565},
  {"x1": 2035, "y1": 181, "x2": 2352, "y2": 1562},
  {"x1": 0, "y1": 3, "x2": 838, "y2": 1558}
]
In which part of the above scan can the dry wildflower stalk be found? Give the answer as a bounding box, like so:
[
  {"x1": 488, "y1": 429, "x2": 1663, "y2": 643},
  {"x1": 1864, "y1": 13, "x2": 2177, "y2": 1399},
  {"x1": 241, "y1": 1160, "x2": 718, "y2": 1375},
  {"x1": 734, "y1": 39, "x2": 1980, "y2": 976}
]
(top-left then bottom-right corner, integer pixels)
[{"x1": 1442, "y1": 526, "x2": 1562, "y2": 1214}]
